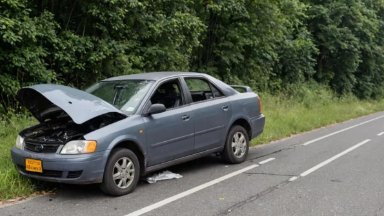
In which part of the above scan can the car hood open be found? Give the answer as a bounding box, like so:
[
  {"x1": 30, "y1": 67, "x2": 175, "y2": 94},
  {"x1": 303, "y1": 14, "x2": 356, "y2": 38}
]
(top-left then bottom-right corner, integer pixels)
[{"x1": 16, "y1": 84, "x2": 127, "y2": 124}]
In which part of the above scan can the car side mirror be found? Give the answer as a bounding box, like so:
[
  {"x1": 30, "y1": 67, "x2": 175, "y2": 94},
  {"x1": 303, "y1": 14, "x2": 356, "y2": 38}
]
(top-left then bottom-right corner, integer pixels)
[{"x1": 146, "y1": 104, "x2": 166, "y2": 115}]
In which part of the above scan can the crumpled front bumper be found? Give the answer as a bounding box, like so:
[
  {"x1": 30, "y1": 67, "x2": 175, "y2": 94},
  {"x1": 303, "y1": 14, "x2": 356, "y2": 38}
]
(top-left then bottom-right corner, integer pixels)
[{"x1": 11, "y1": 147, "x2": 110, "y2": 184}]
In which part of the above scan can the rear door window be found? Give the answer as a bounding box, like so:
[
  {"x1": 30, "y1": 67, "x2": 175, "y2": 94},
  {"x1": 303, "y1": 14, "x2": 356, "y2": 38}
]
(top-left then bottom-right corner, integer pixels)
[{"x1": 185, "y1": 78, "x2": 224, "y2": 103}]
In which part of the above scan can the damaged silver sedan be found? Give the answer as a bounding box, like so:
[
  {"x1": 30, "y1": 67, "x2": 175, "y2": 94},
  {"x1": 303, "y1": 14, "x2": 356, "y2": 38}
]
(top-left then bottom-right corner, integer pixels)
[{"x1": 11, "y1": 72, "x2": 265, "y2": 196}]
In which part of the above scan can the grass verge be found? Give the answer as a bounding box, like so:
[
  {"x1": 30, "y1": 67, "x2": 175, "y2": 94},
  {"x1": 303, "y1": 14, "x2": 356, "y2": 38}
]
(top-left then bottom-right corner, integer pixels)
[
  {"x1": 1, "y1": 90, "x2": 384, "y2": 200},
  {"x1": 251, "y1": 95, "x2": 384, "y2": 145},
  {"x1": 0, "y1": 116, "x2": 58, "y2": 202}
]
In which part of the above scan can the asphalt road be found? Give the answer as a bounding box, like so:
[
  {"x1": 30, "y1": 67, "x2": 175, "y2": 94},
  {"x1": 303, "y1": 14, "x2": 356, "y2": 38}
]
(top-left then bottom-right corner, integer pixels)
[{"x1": 2, "y1": 111, "x2": 384, "y2": 216}]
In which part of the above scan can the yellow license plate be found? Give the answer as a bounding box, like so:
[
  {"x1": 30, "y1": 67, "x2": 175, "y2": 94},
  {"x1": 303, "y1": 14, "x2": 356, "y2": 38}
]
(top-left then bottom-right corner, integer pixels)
[{"x1": 25, "y1": 159, "x2": 42, "y2": 173}]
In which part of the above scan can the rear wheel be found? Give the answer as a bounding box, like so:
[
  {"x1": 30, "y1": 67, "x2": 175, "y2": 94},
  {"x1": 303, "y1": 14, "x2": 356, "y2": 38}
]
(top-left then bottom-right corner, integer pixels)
[
  {"x1": 100, "y1": 148, "x2": 140, "y2": 196},
  {"x1": 222, "y1": 125, "x2": 249, "y2": 164}
]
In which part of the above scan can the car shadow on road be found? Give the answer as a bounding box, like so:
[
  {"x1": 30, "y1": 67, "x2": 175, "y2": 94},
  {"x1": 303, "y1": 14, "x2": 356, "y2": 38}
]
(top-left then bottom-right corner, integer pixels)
[{"x1": 40, "y1": 154, "x2": 224, "y2": 201}]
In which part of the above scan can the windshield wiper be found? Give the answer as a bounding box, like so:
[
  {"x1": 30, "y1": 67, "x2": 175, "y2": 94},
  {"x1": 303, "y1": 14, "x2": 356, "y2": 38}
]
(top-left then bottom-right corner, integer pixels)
[{"x1": 113, "y1": 84, "x2": 128, "y2": 105}]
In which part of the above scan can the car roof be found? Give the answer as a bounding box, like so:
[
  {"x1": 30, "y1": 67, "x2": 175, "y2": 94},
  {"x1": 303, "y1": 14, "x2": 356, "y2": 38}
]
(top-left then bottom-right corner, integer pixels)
[
  {"x1": 102, "y1": 72, "x2": 203, "y2": 81},
  {"x1": 102, "y1": 71, "x2": 238, "y2": 97}
]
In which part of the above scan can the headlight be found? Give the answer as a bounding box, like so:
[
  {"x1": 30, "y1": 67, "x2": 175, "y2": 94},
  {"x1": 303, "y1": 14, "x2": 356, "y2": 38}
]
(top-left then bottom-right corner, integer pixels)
[
  {"x1": 60, "y1": 140, "x2": 97, "y2": 154},
  {"x1": 15, "y1": 135, "x2": 24, "y2": 150}
]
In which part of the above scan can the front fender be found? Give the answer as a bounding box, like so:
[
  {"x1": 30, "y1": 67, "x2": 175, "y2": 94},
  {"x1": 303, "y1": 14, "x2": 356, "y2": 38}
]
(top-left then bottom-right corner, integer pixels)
[
  {"x1": 84, "y1": 115, "x2": 147, "y2": 153},
  {"x1": 106, "y1": 135, "x2": 145, "y2": 154}
]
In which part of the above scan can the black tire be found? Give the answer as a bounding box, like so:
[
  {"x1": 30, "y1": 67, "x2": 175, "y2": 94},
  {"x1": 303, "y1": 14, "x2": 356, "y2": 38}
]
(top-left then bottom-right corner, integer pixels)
[
  {"x1": 99, "y1": 148, "x2": 140, "y2": 196},
  {"x1": 222, "y1": 125, "x2": 249, "y2": 164}
]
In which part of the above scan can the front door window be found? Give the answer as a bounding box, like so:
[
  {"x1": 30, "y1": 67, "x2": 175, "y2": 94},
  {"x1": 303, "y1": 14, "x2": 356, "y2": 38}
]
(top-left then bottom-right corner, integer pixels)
[{"x1": 150, "y1": 79, "x2": 184, "y2": 109}]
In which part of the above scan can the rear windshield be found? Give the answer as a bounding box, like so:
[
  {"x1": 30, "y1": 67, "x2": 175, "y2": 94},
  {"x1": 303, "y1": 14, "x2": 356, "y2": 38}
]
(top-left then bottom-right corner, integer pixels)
[{"x1": 85, "y1": 80, "x2": 154, "y2": 115}]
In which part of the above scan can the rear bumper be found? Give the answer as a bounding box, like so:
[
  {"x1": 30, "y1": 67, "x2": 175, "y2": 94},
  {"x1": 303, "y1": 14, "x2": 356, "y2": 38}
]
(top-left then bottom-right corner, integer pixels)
[
  {"x1": 11, "y1": 147, "x2": 110, "y2": 184},
  {"x1": 250, "y1": 114, "x2": 265, "y2": 140}
]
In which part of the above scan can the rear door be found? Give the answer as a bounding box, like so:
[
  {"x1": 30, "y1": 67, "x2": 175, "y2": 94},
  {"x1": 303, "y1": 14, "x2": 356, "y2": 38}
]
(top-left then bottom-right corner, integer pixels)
[
  {"x1": 182, "y1": 76, "x2": 232, "y2": 153},
  {"x1": 144, "y1": 78, "x2": 195, "y2": 166}
]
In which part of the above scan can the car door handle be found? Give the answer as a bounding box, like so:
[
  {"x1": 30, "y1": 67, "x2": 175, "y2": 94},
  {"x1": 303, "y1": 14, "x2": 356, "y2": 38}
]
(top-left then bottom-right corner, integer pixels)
[
  {"x1": 222, "y1": 106, "x2": 229, "y2": 111},
  {"x1": 182, "y1": 115, "x2": 190, "y2": 121}
]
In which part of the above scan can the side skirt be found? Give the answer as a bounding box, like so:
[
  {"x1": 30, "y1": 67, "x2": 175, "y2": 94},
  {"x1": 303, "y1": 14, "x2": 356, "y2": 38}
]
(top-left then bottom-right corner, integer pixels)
[{"x1": 143, "y1": 147, "x2": 223, "y2": 175}]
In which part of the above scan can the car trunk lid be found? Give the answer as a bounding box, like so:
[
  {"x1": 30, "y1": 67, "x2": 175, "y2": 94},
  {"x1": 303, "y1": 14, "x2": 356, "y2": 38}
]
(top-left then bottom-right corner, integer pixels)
[{"x1": 230, "y1": 85, "x2": 253, "y2": 93}]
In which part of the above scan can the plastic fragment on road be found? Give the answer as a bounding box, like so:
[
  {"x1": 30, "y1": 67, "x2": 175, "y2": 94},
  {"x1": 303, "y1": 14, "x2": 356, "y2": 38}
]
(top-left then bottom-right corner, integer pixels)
[{"x1": 146, "y1": 170, "x2": 183, "y2": 184}]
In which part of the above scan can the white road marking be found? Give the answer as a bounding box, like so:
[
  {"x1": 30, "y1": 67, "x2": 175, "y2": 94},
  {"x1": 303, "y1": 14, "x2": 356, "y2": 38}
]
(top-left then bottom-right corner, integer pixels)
[
  {"x1": 302, "y1": 115, "x2": 384, "y2": 146},
  {"x1": 378, "y1": 132, "x2": 384, "y2": 136},
  {"x1": 125, "y1": 164, "x2": 259, "y2": 216},
  {"x1": 300, "y1": 139, "x2": 370, "y2": 177},
  {"x1": 259, "y1": 158, "x2": 275, "y2": 165},
  {"x1": 288, "y1": 176, "x2": 298, "y2": 182}
]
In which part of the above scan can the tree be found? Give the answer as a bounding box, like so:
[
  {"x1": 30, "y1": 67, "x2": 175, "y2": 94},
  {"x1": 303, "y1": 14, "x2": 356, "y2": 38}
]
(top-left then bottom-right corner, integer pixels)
[
  {"x1": 307, "y1": 0, "x2": 384, "y2": 97},
  {"x1": 191, "y1": 0, "x2": 316, "y2": 92},
  {"x1": 0, "y1": 0, "x2": 204, "y2": 112}
]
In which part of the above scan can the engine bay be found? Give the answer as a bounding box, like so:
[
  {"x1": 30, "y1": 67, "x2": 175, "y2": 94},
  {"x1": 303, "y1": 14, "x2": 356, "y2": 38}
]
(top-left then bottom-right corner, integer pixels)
[{"x1": 23, "y1": 113, "x2": 124, "y2": 144}]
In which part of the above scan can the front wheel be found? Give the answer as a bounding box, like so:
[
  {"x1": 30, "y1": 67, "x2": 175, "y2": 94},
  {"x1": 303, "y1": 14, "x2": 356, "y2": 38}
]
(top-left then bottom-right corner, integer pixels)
[
  {"x1": 222, "y1": 125, "x2": 249, "y2": 164},
  {"x1": 99, "y1": 148, "x2": 140, "y2": 196}
]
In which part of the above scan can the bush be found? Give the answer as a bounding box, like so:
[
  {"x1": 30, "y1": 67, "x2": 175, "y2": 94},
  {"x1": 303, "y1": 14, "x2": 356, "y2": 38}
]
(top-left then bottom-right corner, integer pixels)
[{"x1": 253, "y1": 86, "x2": 384, "y2": 145}]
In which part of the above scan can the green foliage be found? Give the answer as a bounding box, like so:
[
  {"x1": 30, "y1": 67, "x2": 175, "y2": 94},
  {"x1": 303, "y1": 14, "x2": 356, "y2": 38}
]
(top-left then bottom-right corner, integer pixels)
[
  {"x1": 0, "y1": 114, "x2": 55, "y2": 200},
  {"x1": 191, "y1": 0, "x2": 317, "y2": 92},
  {"x1": 0, "y1": 0, "x2": 205, "y2": 113},
  {"x1": 252, "y1": 84, "x2": 384, "y2": 145},
  {"x1": 1, "y1": 0, "x2": 384, "y2": 114},
  {"x1": 308, "y1": 0, "x2": 384, "y2": 98}
]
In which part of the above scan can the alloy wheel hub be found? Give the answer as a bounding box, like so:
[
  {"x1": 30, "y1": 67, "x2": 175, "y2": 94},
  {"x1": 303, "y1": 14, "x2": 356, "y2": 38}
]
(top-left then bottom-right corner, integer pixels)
[
  {"x1": 232, "y1": 132, "x2": 246, "y2": 158},
  {"x1": 113, "y1": 157, "x2": 135, "y2": 189}
]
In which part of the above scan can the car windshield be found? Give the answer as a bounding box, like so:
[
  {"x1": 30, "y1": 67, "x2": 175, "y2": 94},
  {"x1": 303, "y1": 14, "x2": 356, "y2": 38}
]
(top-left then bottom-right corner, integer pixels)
[{"x1": 85, "y1": 80, "x2": 154, "y2": 115}]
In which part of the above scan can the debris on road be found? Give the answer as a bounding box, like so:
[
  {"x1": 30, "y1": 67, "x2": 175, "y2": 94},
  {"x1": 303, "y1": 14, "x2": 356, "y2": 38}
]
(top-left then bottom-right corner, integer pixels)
[{"x1": 146, "y1": 170, "x2": 183, "y2": 184}]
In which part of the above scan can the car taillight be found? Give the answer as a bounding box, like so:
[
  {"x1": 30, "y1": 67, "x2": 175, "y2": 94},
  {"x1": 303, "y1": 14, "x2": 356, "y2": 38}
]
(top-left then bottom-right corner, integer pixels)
[{"x1": 257, "y1": 96, "x2": 262, "y2": 113}]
